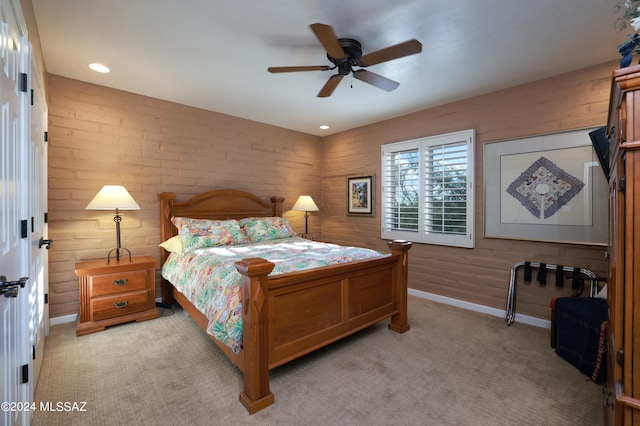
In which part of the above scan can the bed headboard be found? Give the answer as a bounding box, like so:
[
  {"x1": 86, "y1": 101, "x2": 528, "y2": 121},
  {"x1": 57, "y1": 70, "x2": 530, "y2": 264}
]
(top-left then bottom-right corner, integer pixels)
[{"x1": 158, "y1": 188, "x2": 284, "y2": 262}]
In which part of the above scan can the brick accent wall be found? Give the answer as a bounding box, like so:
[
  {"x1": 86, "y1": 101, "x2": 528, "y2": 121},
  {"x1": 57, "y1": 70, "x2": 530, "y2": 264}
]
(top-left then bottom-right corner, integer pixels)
[
  {"x1": 47, "y1": 75, "x2": 321, "y2": 317},
  {"x1": 47, "y1": 60, "x2": 615, "y2": 322},
  {"x1": 320, "y1": 60, "x2": 616, "y2": 320}
]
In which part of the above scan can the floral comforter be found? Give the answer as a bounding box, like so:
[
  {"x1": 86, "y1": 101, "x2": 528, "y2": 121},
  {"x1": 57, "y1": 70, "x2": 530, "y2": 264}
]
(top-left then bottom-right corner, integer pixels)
[{"x1": 161, "y1": 237, "x2": 386, "y2": 353}]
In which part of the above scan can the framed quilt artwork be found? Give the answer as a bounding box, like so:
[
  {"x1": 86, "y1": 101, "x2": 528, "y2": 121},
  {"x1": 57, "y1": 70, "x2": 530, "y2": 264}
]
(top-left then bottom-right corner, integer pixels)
[
  {"x1": 484, "y1": 128, "x2": 607, "y2": 245},
  {"x1": 347, "y1": 175, "x2": 374, "y2": 216}
]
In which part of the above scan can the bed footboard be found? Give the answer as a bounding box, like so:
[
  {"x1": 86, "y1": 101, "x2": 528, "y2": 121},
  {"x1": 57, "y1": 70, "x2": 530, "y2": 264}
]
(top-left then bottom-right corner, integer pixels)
[{"x1": 235, "y1": 240, "x2": 412, "y2": 414}]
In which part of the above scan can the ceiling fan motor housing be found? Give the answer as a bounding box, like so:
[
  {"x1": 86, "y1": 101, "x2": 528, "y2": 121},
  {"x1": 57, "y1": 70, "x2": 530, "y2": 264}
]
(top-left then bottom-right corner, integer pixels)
[{"x1": 328, "y1": 38, "x2": 362, "y2": 75}]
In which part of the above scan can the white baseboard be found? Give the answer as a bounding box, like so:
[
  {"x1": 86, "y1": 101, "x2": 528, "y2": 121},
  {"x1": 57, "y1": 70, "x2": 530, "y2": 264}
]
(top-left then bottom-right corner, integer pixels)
[
  {"x1": 408, "y1": 288, "x2": 551, "y2": 329},
  {"x1": 49, "y1": 313, "x2": 77, "y2": 326}
]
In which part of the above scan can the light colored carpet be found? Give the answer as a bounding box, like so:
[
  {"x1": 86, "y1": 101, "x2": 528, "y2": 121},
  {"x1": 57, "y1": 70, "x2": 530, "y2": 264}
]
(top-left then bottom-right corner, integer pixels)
[{"x1": 33, "y1": 297, "x2": 604, "y2": 425}]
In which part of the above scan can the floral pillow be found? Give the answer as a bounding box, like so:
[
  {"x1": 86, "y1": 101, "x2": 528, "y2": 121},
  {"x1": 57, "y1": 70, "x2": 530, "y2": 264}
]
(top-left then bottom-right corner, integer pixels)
[
  {"x1": 239, "y1": 217, "x2": 296, "y2": 243},
  {"x1": 171, "y1": 217, "x2": 248, "y2": 251}
]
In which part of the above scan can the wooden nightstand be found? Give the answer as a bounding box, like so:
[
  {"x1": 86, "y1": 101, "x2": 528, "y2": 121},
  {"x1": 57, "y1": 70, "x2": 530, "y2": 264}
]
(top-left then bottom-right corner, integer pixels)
[{"x1": 75, "y1": 255, "x2": 159, "y2": 336}]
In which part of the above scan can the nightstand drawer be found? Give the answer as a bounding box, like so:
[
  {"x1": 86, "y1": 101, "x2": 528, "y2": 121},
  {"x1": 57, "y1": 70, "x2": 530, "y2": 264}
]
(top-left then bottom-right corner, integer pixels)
[
  {"x1": 91, "y1": 290, "x2": 150, "y2": 322},
  {"x1": 90, "y1": 270, "x2": 148, "y2": 297}
]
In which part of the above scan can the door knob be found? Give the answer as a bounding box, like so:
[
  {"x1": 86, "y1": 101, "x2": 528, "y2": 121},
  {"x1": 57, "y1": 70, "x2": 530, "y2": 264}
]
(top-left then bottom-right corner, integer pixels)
[{"x1": 39, "y1": 237, "x2": 53, "y2": 249}]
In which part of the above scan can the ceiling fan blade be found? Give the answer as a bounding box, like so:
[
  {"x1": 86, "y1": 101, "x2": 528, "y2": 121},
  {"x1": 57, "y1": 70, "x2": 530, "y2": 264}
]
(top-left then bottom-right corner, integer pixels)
[
  {"x1": 310, "y1": 23, "x2": 346, "y2": 60},
  {"x1": 317, "y1": 74, "x2": 343, "y2": 98},
  {"x1": 268, "y1": 66, "x2": 331, "y2": 73},
  {"x1": 358, "y1": 39, "x2": 422, "y2": 67},
  {"x1": 353, "y1": 69, "x2": 399, "y2": 92}
]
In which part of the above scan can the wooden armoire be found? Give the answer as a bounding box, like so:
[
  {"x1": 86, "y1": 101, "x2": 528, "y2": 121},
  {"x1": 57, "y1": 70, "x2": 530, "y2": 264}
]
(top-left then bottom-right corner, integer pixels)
[{"x1": 606, "y1": 64, "x2": 640, "y2": 425}]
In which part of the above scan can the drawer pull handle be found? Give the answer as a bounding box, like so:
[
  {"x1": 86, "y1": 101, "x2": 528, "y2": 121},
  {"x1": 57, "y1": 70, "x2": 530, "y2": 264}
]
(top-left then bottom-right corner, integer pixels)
[
  {"x1": 113, "y1": 301, "x2": 128, "y2": 309},
  {"x1": 113, "y1": 279, "x2": 128, "y2": 286}
]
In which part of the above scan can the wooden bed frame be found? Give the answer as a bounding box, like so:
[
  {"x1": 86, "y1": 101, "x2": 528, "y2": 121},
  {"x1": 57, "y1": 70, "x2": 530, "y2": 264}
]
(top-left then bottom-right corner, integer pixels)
[{"x1": 158, "y1": 189, "x2": 412, "y2": 414}]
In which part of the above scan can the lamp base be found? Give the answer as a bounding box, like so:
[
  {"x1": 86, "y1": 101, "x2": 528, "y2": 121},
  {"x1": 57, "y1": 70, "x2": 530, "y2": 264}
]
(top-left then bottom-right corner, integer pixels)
[
  {"x1": 304, "y1": 212, "x2": 309, "y2": 235},
  {"x1": 107, "y1": 247, "x2": 132, "y2": 264}
]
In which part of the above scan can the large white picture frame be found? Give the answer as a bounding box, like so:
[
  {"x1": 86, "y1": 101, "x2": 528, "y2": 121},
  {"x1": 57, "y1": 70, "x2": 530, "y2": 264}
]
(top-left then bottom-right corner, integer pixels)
[{"x1": 484, "y1": 128, "x2": 607, "y2": 245}]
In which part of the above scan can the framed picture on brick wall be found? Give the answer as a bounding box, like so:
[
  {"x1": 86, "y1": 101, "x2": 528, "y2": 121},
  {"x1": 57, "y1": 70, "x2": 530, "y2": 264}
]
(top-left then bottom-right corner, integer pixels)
[{"x1": 347, "y1": 175, "x2": 374, "y2": 216}]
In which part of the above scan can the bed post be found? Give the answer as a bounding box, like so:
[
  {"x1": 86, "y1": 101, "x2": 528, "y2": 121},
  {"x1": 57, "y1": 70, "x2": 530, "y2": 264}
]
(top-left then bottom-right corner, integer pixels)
[
  {"x1": 235, "y1": 257, "x2": 276, "y2": 414},
  {"x1": 387, "y1": 240, "x2": 412, "y2": 333},
  {"x1": 270, "y1": 196, "x2": 284, "y2": 217},
  {"x1": 158, "y1": 192, "x2": 177, "y2": 305}
]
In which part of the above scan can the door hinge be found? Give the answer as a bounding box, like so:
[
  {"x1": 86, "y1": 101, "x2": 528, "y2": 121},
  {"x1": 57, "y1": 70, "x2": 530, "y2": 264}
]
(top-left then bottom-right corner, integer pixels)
[
  {"x1": 44, "y1": 131, "x2": 48, "y2": 143},
  {"x1": 20, "y1": 220, "x2": 28, "y2": 238},
  {"x1": 31, "y1": 217, "x2": 34, "y2": 233},
  {"x1": 19, "y1": 73, "x2": 27, "y2": 93},
  {"x1": 30, "y1": 88, "x2": 34, "y2": 105},
  {"x1": 21, "y1": 364, "x2": 28, "y2": 384},
  {"x1": 44, "y1": 293, "x2": 48, "y2": 304},
  {"x1": 44, "y1": 212, "x2": 48, "y2": 223},
  {"x1": 32, "y1": 345, "x2": 36, "y2": 360}
]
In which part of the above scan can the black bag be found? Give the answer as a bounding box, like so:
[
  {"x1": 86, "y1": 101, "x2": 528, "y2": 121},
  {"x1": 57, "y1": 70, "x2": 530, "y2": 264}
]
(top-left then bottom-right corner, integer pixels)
[{"x1": 553, "y1": 297, "x2": 608, "y2": 384}]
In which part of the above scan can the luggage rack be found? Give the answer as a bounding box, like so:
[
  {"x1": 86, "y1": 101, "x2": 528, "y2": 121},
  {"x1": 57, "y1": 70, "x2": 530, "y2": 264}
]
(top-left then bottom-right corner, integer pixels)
[{"x1": 505, "y1": 261, "x2": 599, "y2": 325}]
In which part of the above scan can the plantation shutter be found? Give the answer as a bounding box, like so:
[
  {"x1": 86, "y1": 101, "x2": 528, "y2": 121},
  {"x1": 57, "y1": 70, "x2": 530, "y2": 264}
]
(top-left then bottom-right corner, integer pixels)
[
  {"x1": 381, "y1": 129, "x2": 474, "y2": 248},
  {"x1": 423, "y1": 140, "x2": 468, "y2": 236},
  {"x1": 381, "y1": 142, "x2": 420, "y2": 240}
]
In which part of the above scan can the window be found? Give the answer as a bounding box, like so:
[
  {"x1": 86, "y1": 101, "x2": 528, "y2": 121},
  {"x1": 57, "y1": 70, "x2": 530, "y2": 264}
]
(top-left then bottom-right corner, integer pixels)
[{"x1": 381, "y1": 129, "x2": 475, "y2": 248}]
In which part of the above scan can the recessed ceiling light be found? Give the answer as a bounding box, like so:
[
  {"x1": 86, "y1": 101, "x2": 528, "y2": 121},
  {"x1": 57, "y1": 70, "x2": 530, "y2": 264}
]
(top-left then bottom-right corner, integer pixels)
[
  {"x1": 319, "y1": 125, "x2": 329, "y2": 130},
  {"x1": 89, "y1": 63, "x2": 110, "y2": 73}
]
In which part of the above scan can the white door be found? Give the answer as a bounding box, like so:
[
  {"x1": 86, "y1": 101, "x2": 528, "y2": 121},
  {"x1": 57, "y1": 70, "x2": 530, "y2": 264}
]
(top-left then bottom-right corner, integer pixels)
[
  {"x1": 0, "y1": 0, "x2": 34, "y2": 425},
  {"x1": 28, "y1": 54, "x2": 48, "y2": 388}
]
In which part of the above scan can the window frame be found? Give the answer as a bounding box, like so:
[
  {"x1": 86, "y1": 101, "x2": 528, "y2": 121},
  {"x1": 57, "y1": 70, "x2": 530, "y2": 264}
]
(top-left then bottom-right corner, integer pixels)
[{"x1": 381, "y1": 129, "x2": 475, "y2": 248}]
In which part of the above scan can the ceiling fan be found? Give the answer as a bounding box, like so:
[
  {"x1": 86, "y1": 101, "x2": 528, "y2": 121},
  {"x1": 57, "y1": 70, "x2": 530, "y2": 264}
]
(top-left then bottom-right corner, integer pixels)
[{"x1": 267, "y1": 23, "x2": 422, "y2": 98}]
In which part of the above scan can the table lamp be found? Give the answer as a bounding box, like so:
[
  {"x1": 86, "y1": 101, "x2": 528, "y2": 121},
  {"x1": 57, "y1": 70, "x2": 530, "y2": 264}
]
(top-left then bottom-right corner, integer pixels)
[
  {"x1": 292, "y1": 195, "x2": 319, "y2": 237},
  {"x1": 86, "y1": 185, "x2": 140, "y2": 262}
]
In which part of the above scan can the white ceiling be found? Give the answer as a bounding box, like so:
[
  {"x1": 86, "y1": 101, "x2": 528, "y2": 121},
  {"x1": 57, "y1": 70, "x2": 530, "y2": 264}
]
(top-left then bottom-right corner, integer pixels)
[{"x1": 32, "y1": 0, "x2": 624, "y2": 136}]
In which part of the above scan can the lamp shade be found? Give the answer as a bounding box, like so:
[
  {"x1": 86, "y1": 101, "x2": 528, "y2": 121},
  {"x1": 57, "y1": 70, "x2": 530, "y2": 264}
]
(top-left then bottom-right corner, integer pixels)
[
  {"x1": 85, "y1": 185, "x2": 140, "y2": 210},
  {"x1": 291, "y1": 195, "x2": 319, "y2": 212}
]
